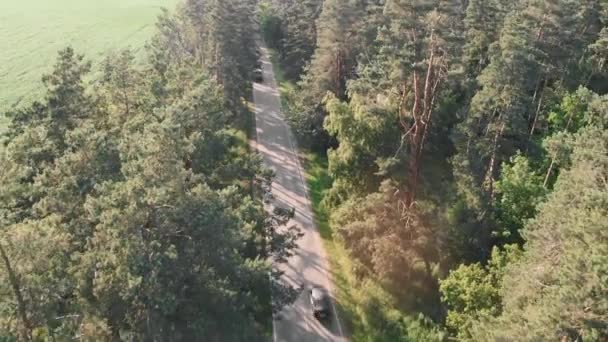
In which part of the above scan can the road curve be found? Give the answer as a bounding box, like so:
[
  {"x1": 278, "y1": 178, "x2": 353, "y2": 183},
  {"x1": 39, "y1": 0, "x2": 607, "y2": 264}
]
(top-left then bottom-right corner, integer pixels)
[{"x1": 253, "y1": 42, "x2": 346, "y2": 342}]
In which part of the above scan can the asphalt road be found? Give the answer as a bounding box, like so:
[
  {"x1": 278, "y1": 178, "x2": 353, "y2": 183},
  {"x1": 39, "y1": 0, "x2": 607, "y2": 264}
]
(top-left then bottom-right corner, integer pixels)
[{"x1": 253, "y1": 43, "x2": 346, "y2": 342}]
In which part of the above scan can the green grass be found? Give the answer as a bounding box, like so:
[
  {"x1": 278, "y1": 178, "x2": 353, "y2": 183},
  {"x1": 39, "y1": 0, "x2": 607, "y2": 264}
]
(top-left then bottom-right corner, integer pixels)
[
  {"x1": 267, "y1": 49, "x2": 296, "y2": 109},
  {"x1": 0, "y1": 0, "x2": 179, "y2": 116},
  {"x1": 268, "y1": 50, "x2": 285, "y2": 84}
]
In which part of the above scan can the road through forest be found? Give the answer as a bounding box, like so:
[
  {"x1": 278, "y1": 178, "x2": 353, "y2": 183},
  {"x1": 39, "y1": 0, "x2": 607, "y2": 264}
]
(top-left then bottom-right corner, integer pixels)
[{"x1": 252, "y1": 43, "x2": 346, "y2": 342}]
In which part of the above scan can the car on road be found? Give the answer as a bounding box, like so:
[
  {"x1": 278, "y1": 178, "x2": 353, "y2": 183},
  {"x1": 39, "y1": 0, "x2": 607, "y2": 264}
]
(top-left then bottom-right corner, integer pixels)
[
  {"x1": 263, "y1": 191, "x2": 274, "y2": 204},
  {"x1": 253, "y1": 68, "x2": 263, "y2": 82},
  {"x1": 309, "y1": 286, "x2": 331, "y2": 320}
]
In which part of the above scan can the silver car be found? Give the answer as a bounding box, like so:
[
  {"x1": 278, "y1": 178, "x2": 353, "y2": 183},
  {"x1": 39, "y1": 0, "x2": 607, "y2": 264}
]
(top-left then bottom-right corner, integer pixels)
[
  {"x1": 309, "y1": 286, "x2": 330, "y2": 320},
  {"x1": 253, "y1": 68, "x2": 263, "y2": 82}
]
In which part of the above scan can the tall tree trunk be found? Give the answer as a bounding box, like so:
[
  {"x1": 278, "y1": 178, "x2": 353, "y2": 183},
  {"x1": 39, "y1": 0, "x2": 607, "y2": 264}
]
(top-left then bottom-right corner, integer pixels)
[
  {"x1": 484, "y1": 121, "x2": 506, "y2": 200},
  {"x1": 543, "y1": 105, "x2": 576, "y2": 188},
  {"x1": 529, "y1": 77, "x2": 548, "y2": 140},
  {"x1": 407, "y1": 125, "x2": 424, "y2": 207},
  {"x1": 335, "y1": 49, "x2": 343, "y2": 99},
  {"x1": 121, "y1": 84, "x2": 130, "y2": 116},
  {"x1": 214, "y1": 40, "x2": 222, "y2": 86},
  {"x1": 405, "y1": 38, "x2": 443, "y2": 207},
  {"x1": 110, "y1": 321, "x2": 121, "y2": 342},
  {"x1": 543, "y1": 157, "x2": 555, "y2": 187},
  {"x1": 0, "y1": 242, "x2": 33, "y2": 341},
  {"x1": 528, "y1": 75, "x2": 543, "y2": 123}
]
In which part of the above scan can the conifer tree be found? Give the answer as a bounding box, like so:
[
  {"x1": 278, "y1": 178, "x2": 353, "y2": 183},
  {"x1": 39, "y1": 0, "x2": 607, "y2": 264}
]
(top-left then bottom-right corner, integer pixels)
[
  {"x1": 275, "y1": 0, "x2": 323, "y2": 79},
  {"x1": 471, "y1": 128, "x2": 608, "y2": 341},
  {"x1": 0, "y1": 3, "x2": 299, "y2": 337}
]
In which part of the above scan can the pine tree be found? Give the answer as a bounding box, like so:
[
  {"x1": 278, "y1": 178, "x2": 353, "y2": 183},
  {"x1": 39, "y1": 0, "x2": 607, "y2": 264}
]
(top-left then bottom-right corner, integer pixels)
[
  {"x1": 462, "y1": 0, "x2": 513, "y2": 83},
  {"x1": 4, "y1": 47, "x2": 92, "y2": 155},
  {"x1": 323, "y1": 93, "x2": 401, "y2": 205},
  {"x1": 151, "y1": 0, "x2": 258, "y2": 114},
  {"x1": 493, "y1": 154, "x2": 546, "y2": 244},
  {"x1": 439, "y1": 245, "x2": 522, "y2": 340},
  {"x1": 0, "y1": 3, "x2": 300, "y2": 336},
  {"x1": 100, "y1": 49, "x2": 151, "y2": 121},
  {"x1": 304, "y1": 0, "x2": 359, "y2": 101},
  {"x1": 275, "y1": 0, "x2": 323, "y2": 79},
  {"x1": 331, "y1": 180, "x2": 442, "y2": 311},
  {"x1": 471, "y1": 127, "x2": 608, "y2": 340},
  {"x1": 364, "y1": 0, "x2": 465, "y2": 205}
]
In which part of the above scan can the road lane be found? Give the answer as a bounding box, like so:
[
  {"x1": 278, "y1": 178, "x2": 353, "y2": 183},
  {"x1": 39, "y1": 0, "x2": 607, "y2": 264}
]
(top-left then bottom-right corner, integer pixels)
[{"x1": 252, "y1": 43, "x2": 345, "y2": 342}]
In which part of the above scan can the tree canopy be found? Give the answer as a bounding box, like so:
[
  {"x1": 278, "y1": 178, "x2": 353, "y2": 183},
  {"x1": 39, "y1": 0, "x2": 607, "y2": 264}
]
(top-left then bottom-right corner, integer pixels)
[
  {"x1": 264, "y1": 0, "x2": 608, "y2": 339},
  {"x1": 0, "y1": 1, "x2": 299, "y2": 340},
  {"x1": 2, "y1": 0, "x2": 607, "y2": 340}
]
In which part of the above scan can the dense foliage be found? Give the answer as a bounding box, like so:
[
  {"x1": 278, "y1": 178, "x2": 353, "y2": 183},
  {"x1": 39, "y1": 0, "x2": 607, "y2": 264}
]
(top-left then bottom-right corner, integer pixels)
[
  {"x1": 0, "y1": 1, "x2": 300, "y2": 340},
  {"x1": 2, "y1": 0, "x2": 607, "y2": 340},
  {"x1": 264, "y1": 0, "x2": 608, "y2": 340}
]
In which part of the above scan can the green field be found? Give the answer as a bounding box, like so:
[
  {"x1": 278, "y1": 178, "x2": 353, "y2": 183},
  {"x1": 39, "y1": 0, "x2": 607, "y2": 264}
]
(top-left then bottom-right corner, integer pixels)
[{"x1": 0, "y1": 0, "x2": 179, "y2": 120}]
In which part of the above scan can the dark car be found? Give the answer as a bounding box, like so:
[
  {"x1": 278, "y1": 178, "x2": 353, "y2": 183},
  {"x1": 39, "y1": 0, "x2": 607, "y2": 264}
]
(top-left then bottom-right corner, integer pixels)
[
  {"x1": 253, "y1": 68, "x2": 263, "y2": 82},
  {"x1": 309, "y1": 286, "x2": 331, "y2": 320}
]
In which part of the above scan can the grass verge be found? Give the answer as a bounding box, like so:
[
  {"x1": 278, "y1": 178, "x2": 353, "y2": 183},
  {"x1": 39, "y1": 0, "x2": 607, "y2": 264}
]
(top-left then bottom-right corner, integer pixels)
[{"x1": 267, "y1": 50, "x2": 296, "y2": 110}]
